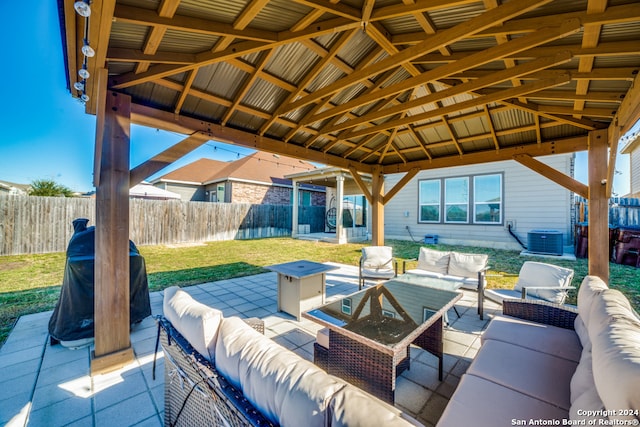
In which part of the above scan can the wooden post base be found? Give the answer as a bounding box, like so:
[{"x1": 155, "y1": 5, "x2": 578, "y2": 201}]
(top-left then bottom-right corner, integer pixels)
[{"x1": 91, "y1": 347, "x2": 135, "y2": 376}]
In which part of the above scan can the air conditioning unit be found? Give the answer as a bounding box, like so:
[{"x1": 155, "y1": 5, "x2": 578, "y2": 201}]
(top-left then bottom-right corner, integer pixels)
[{"x1": 527, "y1": 230, "x2": 563, "y2": 256}]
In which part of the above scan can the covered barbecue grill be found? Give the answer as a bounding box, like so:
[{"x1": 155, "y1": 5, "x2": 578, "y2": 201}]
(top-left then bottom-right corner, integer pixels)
[{"x1": 48, "y1": 218, "x2": 151, "y2": 346}]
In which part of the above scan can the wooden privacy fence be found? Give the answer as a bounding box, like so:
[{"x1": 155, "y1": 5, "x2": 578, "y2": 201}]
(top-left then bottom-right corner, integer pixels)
[
  {"x1": 575, "y1": 197, "x2": 640, "y2": 227},
  {"x1": 0, "y1": 196, "x2": 322, "y2": 256}
]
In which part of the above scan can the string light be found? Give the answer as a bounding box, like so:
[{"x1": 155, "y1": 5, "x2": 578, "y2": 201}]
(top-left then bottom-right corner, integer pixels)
[{"x1": 73, "y1": 1, "x2": 93, "y2": 104}]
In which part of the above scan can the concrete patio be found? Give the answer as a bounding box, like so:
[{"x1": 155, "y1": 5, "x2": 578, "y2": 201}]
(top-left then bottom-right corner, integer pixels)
[{"x1": 0, "y1": 263, "x2": 500, "y2": 427}]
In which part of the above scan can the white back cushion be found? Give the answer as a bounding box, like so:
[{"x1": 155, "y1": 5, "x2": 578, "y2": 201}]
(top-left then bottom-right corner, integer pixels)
[
  {"x1": 590, "y1": 289, "x2": 640, "y2": 416},
  {"x1": 417, "y1": 248, "x2": 450, "y2": 274},
  {"x1": 448, "y1": 252, "x2": 488, "y2": 278},
  {"x1": 576, "y1": 276, "x2": 608, "y2": 328},
  {"x1": 362, "y1": 246, "x2": 394, "y2": 269},
  {"x1": 163, "y1": 286, "x2": 223, "y2": 361},
  {"x1": 216, "y1": 316, "x2": 345, "y2": 426},
  {"x1": 514, "y1": 262, "x2": 574, "y2": 304}
]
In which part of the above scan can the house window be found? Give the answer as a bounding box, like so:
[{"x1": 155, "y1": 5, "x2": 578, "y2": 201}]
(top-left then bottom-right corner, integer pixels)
[
  {"x1": 419, "y1": 180, "x2": 440, "y2": 222},
  {"x1": 474, "y1": 174, "x2": 502, "y2": 224},
  {"x1": 382, "y1": 309, "x2": 395, "y2": 318},
  {"x1": 418, "y1": 173, "x2": 503, "y2": 225},
  {"x1": 444, "y1": 177, "x2": 469, "y2": 223},
  {"x1": 341, "y1": 298, "x2": 352, "y2": 315}
]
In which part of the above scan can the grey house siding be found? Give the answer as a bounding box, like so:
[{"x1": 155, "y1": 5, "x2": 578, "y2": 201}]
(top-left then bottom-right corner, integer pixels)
[
  {"x1": 384, "y1": 154, "x2": 574, "y2": 250},
  {"x1": 158, "y1": 182, "x2": 206, "y2": 201}
]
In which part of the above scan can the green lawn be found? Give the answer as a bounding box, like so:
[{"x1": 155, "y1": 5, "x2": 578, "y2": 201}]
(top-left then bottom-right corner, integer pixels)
[{"x1": 1, "y1": 237, "x2": 639, "y2": 347}]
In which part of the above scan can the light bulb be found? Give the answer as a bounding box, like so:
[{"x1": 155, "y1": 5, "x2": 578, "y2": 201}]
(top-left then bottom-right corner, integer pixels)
[
  {"x1": 81, "y1": 93, "x2": 90, "y2": 103},
  {"x1": 78, "y1": 68, "x2": 90, "y2": 79},
  {"x1": 82, "y1": 44, "x2": 95, "y2": 58},
  {"x1": 74, "y1": 81, "x2": 85, "y2": 91},
  {"x1": 74, "y1": 1, "x2": 91, "y2": 17}
]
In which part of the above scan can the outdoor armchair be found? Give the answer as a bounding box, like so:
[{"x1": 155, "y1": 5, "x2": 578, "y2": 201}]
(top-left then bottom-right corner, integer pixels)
[
  {"x1": 482, "y1": 261, "x2": 575, "y2": 318},
  {"x1": 358, "y1": 246, "x2": 398, "y2": 290}
]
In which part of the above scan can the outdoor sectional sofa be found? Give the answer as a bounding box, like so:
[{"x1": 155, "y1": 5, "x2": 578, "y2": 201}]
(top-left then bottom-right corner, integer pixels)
[
  {"x1": 436, "y1": 275, "x2": 640, "y2": 426},
  {"x1": 157, "y1": 286, "x2": 423, "y2": 427}
]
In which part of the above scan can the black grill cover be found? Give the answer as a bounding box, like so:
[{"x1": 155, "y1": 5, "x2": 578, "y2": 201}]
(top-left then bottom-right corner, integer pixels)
[{"x1": 48, "y1": 219, "x2": 152, "y2": 342}]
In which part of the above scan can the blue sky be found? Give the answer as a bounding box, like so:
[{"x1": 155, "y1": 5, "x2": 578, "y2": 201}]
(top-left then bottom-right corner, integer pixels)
[{"x1": 0, "y1": 2, "x2": 633, "y2": 195}]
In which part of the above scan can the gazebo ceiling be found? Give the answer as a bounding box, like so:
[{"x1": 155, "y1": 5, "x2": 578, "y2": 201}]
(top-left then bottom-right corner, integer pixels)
[{"x1": 60, "y1": 0, "x2": 640, "y2": 175}]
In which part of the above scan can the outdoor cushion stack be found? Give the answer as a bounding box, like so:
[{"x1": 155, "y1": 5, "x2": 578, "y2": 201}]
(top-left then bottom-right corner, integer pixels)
[
  {"x1": 436, "y1": 275, "x2": 640, "y2": 426},
  {"x1": 403, "y1": 247, "x2": 488, "y2": 291},
  {"x1": 160, "y1": 286, "x2": 422, "y2": 427}
]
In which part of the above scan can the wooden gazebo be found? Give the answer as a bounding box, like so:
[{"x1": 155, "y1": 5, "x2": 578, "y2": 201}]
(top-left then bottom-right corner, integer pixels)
[{"x1": 58, "y1": 0, "x2": 640, "y2": 373}]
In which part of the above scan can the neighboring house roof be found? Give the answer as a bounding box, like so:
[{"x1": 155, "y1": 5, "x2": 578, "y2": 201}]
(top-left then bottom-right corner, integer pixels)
[
  {"x1": 0, "y1": 180, "x2": 29, "y2": 195},
  {"x1": 153, "y1": 152, "x2": 317, "y2": 187},
  {"x1": 154, "y1": 158, "x2": 228, "y2": 184},
  {"x1": 130, "y1": 182, "x2": 181, "y2": 200}
]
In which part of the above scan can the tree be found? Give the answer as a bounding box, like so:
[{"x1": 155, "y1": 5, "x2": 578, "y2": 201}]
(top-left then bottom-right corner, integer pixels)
[{"x1": 28, "y1": 179, "x2": 74, "y2": 197}]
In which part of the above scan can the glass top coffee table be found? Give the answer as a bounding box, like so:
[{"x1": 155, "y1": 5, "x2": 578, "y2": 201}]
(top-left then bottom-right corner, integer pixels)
[{"x1": 303, "y1": 280, "x2": 462, "y2": 403}]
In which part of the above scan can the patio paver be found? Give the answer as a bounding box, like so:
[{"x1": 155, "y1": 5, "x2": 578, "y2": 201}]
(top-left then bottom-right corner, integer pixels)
[{"x1": 0, "y1": 262, "x2": 499, "y2": 427}]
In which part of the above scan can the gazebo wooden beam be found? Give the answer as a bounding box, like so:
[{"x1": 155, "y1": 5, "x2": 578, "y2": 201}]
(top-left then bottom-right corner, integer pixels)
[
  {"x1": 513, "y1": 154, "x2": 589, "y2": 199},
  {"x1": 129, "y1": 132, "x2": 210, "y2": 187}
]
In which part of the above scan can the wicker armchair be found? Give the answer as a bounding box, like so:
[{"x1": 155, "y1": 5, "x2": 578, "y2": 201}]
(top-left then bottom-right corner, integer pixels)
[
  {"x1": 359, "y1": 246, "x2": 398, "y2": 290},
  {"x1": 481, "y1": 261, "x2": 574, "y2": 319}
]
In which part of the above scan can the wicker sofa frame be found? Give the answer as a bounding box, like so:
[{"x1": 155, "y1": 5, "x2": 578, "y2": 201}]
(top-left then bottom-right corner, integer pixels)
[
  {"x1": 501, "y1": 298, "x2": 578, "y2": 329},
  {"x1": 156, "y1": 316, "x2": 275, "y2": 427}
]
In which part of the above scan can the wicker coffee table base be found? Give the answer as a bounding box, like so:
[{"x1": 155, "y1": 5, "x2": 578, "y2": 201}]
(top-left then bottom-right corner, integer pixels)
[{"x1": 317, "y1": 315, "x2": 444, "y2": 403}]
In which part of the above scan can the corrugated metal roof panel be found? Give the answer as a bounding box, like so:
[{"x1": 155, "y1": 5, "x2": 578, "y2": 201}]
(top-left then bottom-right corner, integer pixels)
[
  {"x1": 226, "y1": 110, "x2": 265, "y2": 133},
  {"x1": 307, "y1": 63, "x2": 346, "y2": 94},
  {"x1": 197, "y1": 62, "x2": 245, "y2": 99},
  {"x1": 337, "y1": 31, "x2": 378, "y2": 68},
  {"x1": 182, "y1": 96, "x2": 226, "y2": 123},
  {"x1": 176, "y1": 0, "x2": 241, "y2": 25},
  {"x1": 253, "y1": 0, "x2": 314, "y2": 32},
  {"x1": 243, "y1": 79, "x2": 287, "y2": 114},
  {"x1": 267, "y1": 42, "x2": 321, "y2": 86},
  {"x1": 160, "y1": 29, "x2": 219, "y2": 54},
  {"x1": 110, "y1": 22, "x2": 147, "y2": 49},
  {"x1": 427, "y1": 2, "x2": 487, "y2": 29}
]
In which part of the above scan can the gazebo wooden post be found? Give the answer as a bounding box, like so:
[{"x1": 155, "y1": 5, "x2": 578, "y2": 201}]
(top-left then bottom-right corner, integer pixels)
[
  {"x1": 291, "y1": 180, "x2": 299, "y2": 238},
  {"x1": 335, "y1": 175, "x2": 346, "y2": 243},
  {"x1": 588, "y1": 128, "x2": 610, "y2": 282},
  {"x1": 91, "y1": 91, "x2": 134, "y2": 374},
  {"x1": 371, "y1": 167, "x2": 385, "y2": 246}
]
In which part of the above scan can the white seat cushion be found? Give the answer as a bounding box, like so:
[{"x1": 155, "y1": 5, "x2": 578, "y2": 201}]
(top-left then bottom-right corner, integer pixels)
[
  {"x1": 404, "y1": 269, "x2": 444, "y2": 280},
  {"x1": 483, "y1": 288, "x2": 522, "y2": 304},
  {"x1": 514, "y1": 262, "x2": 574, "y2": 304},
  {"x1": 416, "y1": 248, "x2": 450, "y2": 275},
  {"x1": 330, "y1": 384, "x2": 423, "y2": 427},
  {"x1": 436, "y1": 374, "x2": 568, "y2": 427},
  {"x1": 361, "y1": 268, "x2": 396, "y2": 279},
  {"x1": 467, "y1": 340, "x2": 577, "y2": 410},
  {"x1": 482, "y1": 315, "x2": 582, "y2": 362},
  {"x1": 162, "y1": 286, "x2": 223, "y2": 361}
]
